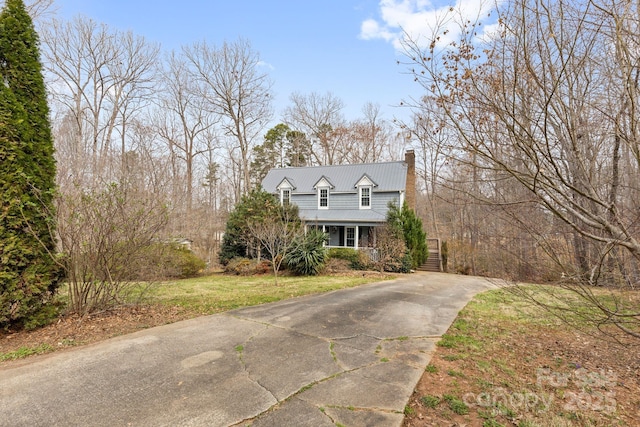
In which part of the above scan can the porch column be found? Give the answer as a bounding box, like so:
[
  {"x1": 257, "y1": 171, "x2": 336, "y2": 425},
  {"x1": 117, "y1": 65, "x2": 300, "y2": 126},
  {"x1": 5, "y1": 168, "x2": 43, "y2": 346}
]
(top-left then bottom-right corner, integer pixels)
[{"x1": 355, "y1": 225, "x2": 359, "y2": 249}]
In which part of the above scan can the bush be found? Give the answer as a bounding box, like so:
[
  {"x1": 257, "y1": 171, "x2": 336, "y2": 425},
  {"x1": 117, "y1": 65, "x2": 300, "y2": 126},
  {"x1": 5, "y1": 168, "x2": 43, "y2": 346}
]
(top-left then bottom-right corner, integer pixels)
[
  {"x1": 322, "y1": 258, "x2": 352, "y2": 274},
  {"x1": 354, "y1": 249, "x2": 374, "y2": 270},
  {"x1": 57, "y1": 184, "x2": 169, "y2": 314},
  {"x1": 387, "y1": 201, "x2": 428, "y2": 269},
  {"x1": 327, "y1": 247, "x2": 359, "y2": 263},
  {"x1": 326, "y1": 247, "x2": 373, "y2": 270},
  {"x1": 373, "y1": 224, "x2": 412, "y2": 273},
  {"x1": 224, "y1": 258, "x2": 271, "y2": 276},
  {"x1": 219, "y1": 189, "x2": 299, "y2": 265},
  {"x1": 379, "y1": 250, "x2": 412, "y2": 273},
  {"x1": 286, "y1": 229, "x2": 327, "y2": 276},
  {"x1": 152, "y1": 244, "x2": 206, "y2": 279}
]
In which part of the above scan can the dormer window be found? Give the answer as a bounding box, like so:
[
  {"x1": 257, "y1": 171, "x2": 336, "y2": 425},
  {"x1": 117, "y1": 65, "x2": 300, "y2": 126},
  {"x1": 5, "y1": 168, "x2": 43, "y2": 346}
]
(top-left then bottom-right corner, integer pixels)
[
  {"x1": 313, "y1": 176, "x2": 334, "y2": 210},
  {"x1": 319, "y1": 187, "x2": 329, "y2": 208},
  {"x1": 355, "y1": 174, "x2": 376, "y2": 210},
  {"x1": 360, "y1": 186, "x2": 371, "y2": 208},
  {"x1": 281, "y1": 189, "x2": 290, "y2": 206},
  {"x1": 276, "y1": 177, "x2": 295, "y2": 206}
]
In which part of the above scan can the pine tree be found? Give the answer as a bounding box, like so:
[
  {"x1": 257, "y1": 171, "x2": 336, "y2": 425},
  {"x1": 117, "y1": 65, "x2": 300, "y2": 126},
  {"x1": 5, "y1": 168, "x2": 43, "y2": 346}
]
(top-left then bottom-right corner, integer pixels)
[{"x1": 0, "y1": 0, "x2": 61, "y2": 329}]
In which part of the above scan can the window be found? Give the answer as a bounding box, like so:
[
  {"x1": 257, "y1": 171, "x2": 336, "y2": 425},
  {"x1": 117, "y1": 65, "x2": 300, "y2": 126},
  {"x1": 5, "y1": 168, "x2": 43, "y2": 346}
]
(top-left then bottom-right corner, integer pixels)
[
  {"x1": 360, "y1": 186, "x2": 371, "y2": 209},
  {"x1": 346, "y1": 227, "x2": 355, "y2": 247},
  {"x1": 281, "y1": 189, "x2": 290, "y2": 206},
  {"x1": 318, "y1": 187, "x2": 329, "y2": 209}
]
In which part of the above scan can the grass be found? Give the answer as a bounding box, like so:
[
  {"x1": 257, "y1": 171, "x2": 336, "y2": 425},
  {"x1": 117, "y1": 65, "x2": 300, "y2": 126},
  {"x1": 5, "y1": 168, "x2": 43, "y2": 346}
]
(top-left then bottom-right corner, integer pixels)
[
  {"x1": 420, "y1": 395, "x2": 440, "y2": 408},
  {"x1": 443, "y1": 393, "x2": 469, "y2": 415},
  {"x1": 145, "y1": 273, "x2": 388, "y2": 314},
  {"x1": 437, "y1": 332, "x2": 481, "y2": 350},
  {"x1": 0, "y1": 343, "x2": 55, "y2": 361},
  {"x1": 447, "y1": 369, "x2": 465, "y2": 378},
  {"x1": 404, "y1": 285, "x2": 640, "y2": 427},
  {"x1": 425, "y1": 364, "x2": 438, "y2": 373},
  {"x1": 2, "y1": 272, "x2": 395, "y2": 363}
]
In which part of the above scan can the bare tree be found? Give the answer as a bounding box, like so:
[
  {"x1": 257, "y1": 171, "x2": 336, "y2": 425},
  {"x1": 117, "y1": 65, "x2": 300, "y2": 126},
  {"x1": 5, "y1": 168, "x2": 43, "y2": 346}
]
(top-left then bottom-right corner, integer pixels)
[
  {"x1": 184, "y1": 38, "x2": 273, "y2": 201},
  {"x1": 42, "y1": 16, "x2": 159, "y2": 187},
  {"x1": 110, "y1": 31, "x2": 159, "y2": 176},
  {"x1": 401, "y1": 0, "x2": 640, "y2": 339},
  {"x1": 348, "y1": 102, "x2": 392, "y2": 163},
  {"x1": 401, "y1": 99, "x2": 455, "y2": 238},
  {"x1": 154, "y1": 51, "x2": 218, "y2": 215},
  {"x1": 283, "y1": 91, "x2": 346, "y2": 165},
  {"x1": 248, "y1": 207, "x2": 301, "y2": 285},
  {"x1": 0, "y1": 0, "x2": 55, "y2": 21}
]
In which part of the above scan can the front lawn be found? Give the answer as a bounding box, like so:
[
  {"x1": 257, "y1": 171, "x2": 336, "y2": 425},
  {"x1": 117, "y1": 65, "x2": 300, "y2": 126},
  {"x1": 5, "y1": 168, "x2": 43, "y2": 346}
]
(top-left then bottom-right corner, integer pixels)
[{"x1": 1, "y1": 272, "x2": 394, "y2": 362}]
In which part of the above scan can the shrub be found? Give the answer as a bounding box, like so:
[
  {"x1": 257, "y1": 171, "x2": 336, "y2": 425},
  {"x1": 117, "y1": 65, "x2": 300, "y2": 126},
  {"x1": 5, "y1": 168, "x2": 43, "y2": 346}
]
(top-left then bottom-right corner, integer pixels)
[
  {"x1": 441, "y1": 240, "x2": 449, "y2": 272},
  {"x1": 219, "y1": 189, "x2": 299, "y2": 265},
  {"x1": 353, "y1": 249, "x2": 373, "y2": 270},
  {"x1": 152, "y1": 244, "x2": 206, "y2": 279},
  {"x1": 57, "y1": 184, "x2": 168, "y2": 315},
  {"x1": 286, "y1": 229, "x2": 327, "y2": 276},
  {"x1": 322, "y1": 258, "x2": 352, "y2": 274},
  {"x1": 327, "y1": 247, "x2": 359, "y2": 264},
  {"x1": 326, "y1": 247, "x2": 373, "y2": 270},
  {"x1": 224, "y1": 258, "x2": 271, "y2": 276},
  {"x1": 373, "y1": 225, "x2": 412, "y2": 273},
  {"x1": 386, "y1": 201, "x2": 428, "y2": 269}
]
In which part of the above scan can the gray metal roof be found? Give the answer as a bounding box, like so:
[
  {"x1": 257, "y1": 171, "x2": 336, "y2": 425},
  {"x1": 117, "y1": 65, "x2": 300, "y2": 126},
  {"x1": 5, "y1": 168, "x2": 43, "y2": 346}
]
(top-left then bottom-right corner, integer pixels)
[
  {"x1": 298, "y1": 208, "x2": 387, "y2": 224},
  {"x1": 262, "y1": 161, "x2": 407, "y2": 193}
]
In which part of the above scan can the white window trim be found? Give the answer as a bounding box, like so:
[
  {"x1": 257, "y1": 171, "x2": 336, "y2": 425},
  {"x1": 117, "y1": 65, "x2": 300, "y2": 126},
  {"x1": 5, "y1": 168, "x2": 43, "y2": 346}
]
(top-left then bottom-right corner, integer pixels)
[
  {"x1": 276, "y1": 178, "x2": 294, "y2": 206},
  {"x1": 280, "y1": 188, "x2": 291, "y2": 206},
  {"x1": 359, "y1": 185, "x2": 372, "y2": 209},
  {"x1": 317, "y1": 187, "x2": 329, "y2": 209}
]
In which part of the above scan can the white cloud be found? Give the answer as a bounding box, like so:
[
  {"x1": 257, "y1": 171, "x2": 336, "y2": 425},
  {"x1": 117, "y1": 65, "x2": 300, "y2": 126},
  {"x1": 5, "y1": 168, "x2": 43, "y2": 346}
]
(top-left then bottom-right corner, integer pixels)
[
  {"x1": 360, "y1": 0, "x2": 498, "y2": 50},
  {"x1": 257, "y1": 60, "x2": 275, "y2": 71}
]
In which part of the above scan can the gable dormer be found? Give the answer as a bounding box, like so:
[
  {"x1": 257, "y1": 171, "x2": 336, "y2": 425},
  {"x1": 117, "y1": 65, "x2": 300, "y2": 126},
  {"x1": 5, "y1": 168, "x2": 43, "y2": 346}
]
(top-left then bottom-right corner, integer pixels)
[
  {"x1": 355, "y1": 174, "x2": 377, "y2": 209},
  {"x1": 313, "y1": 176, "x2": 335, "y2": 190},
  {"x1": 354, "y1": 174, "x2": 377, "y2": 188},
  {"x1": 313, "y1": 176, "x2": 334, "y2": 209},
  {"x1": 276, "y1": 177, "x2": 296, "y2": 206}
]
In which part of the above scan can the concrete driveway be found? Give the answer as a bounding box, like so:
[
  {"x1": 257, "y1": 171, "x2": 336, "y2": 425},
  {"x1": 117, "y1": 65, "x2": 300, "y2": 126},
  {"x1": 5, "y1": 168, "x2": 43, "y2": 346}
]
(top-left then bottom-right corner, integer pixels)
[{"x1": 0, "y1": 272, "x2": 495, "y2": 427}]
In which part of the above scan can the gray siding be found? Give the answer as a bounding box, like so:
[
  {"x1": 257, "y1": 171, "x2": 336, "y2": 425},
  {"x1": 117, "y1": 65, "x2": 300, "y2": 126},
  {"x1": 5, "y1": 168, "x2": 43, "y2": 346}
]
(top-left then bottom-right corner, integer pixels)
[
  {"x1": 291, "y1": 193, "x2": 316, "y2": 210},
  {"x1": 290, "y1": 190, "x2": 401, "y2": 222}
]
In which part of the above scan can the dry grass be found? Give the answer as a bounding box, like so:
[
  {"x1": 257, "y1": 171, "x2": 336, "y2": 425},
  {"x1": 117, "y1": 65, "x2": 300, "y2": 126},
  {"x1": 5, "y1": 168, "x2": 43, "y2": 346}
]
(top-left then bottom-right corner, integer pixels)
[{"x1": 403, "y1": 286, "x2": 640, "y2": 427}]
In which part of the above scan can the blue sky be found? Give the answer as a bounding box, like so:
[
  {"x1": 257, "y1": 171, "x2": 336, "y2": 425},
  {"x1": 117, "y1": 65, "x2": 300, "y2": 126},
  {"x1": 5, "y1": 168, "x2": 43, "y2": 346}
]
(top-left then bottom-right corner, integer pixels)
[{"x1": 51, "y1": 0, "x2": 490, "y2": 124}]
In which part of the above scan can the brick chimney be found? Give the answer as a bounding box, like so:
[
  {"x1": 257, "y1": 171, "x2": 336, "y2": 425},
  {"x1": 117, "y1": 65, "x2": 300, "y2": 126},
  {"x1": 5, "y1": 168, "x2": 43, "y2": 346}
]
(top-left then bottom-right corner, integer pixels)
[{"x1": 405, "y1": 149, "x2": 416, "y2": 211}]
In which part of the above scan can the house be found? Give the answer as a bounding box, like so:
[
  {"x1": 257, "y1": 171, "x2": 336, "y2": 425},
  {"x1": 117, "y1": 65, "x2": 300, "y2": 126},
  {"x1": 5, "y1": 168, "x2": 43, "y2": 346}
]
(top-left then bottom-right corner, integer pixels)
[{"x1": 261, "y1": 150, "x2": 416, "y2": 251}]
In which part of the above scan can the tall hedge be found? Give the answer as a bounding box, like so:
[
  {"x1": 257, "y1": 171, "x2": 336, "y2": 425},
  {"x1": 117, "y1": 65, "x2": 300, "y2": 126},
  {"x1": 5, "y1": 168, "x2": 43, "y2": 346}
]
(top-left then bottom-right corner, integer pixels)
[{"x1": 0, "y1": 0, "x2": 61, "y2": 329}]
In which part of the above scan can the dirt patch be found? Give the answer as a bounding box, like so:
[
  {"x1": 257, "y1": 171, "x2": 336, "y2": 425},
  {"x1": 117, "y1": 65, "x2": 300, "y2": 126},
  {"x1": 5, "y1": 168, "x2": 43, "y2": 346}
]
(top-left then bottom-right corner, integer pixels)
[
  {"x1": 1, "y1": 305, "x2": 192, "y2": 366},
  {"x1": 403, "y1": 324, "x2": 640, "y2": 426}
]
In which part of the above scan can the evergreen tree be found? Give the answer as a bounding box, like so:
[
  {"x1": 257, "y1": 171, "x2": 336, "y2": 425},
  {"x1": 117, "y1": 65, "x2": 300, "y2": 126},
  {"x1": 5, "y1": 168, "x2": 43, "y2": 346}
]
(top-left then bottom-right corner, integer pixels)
[
  {"x1": 251, "y1": 124, "x2": 290, "y2": 188},
  {"x1": 250, "y1": 124, "x2": 312, "y2": 187},
  {"x1": 0, "y1": 0, "x2": 61, "y2": 329},
  {"x1": 387, "y1": 202, "x2": 428, "y2": 269},
  {"x1": 219, "y1": 189, "x2": 300, "y2": 265}
]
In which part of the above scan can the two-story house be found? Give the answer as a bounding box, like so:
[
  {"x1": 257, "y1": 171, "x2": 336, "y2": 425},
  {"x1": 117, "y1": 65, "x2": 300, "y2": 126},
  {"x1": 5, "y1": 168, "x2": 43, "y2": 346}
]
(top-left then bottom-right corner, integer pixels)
[{"x1": 261, "y1": 150, "x2": 416, "y2": 251}]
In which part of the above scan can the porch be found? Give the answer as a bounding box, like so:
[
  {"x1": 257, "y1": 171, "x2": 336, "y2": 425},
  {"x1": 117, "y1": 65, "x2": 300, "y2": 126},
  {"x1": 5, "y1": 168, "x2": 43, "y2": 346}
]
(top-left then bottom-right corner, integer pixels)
[{"x1": 307, "y1": 224, "x2": 378, "y2": 249}]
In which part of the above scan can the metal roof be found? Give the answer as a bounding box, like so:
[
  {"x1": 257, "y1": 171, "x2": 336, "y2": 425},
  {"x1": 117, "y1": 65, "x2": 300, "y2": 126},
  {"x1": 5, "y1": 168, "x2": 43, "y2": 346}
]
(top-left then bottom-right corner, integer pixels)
[
  {"x1": 298, "y1": 208, "x2": 387, "y2": 224},
  {"x1": 262, "y1": 161, "x2": 407, "y2": 193}
]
